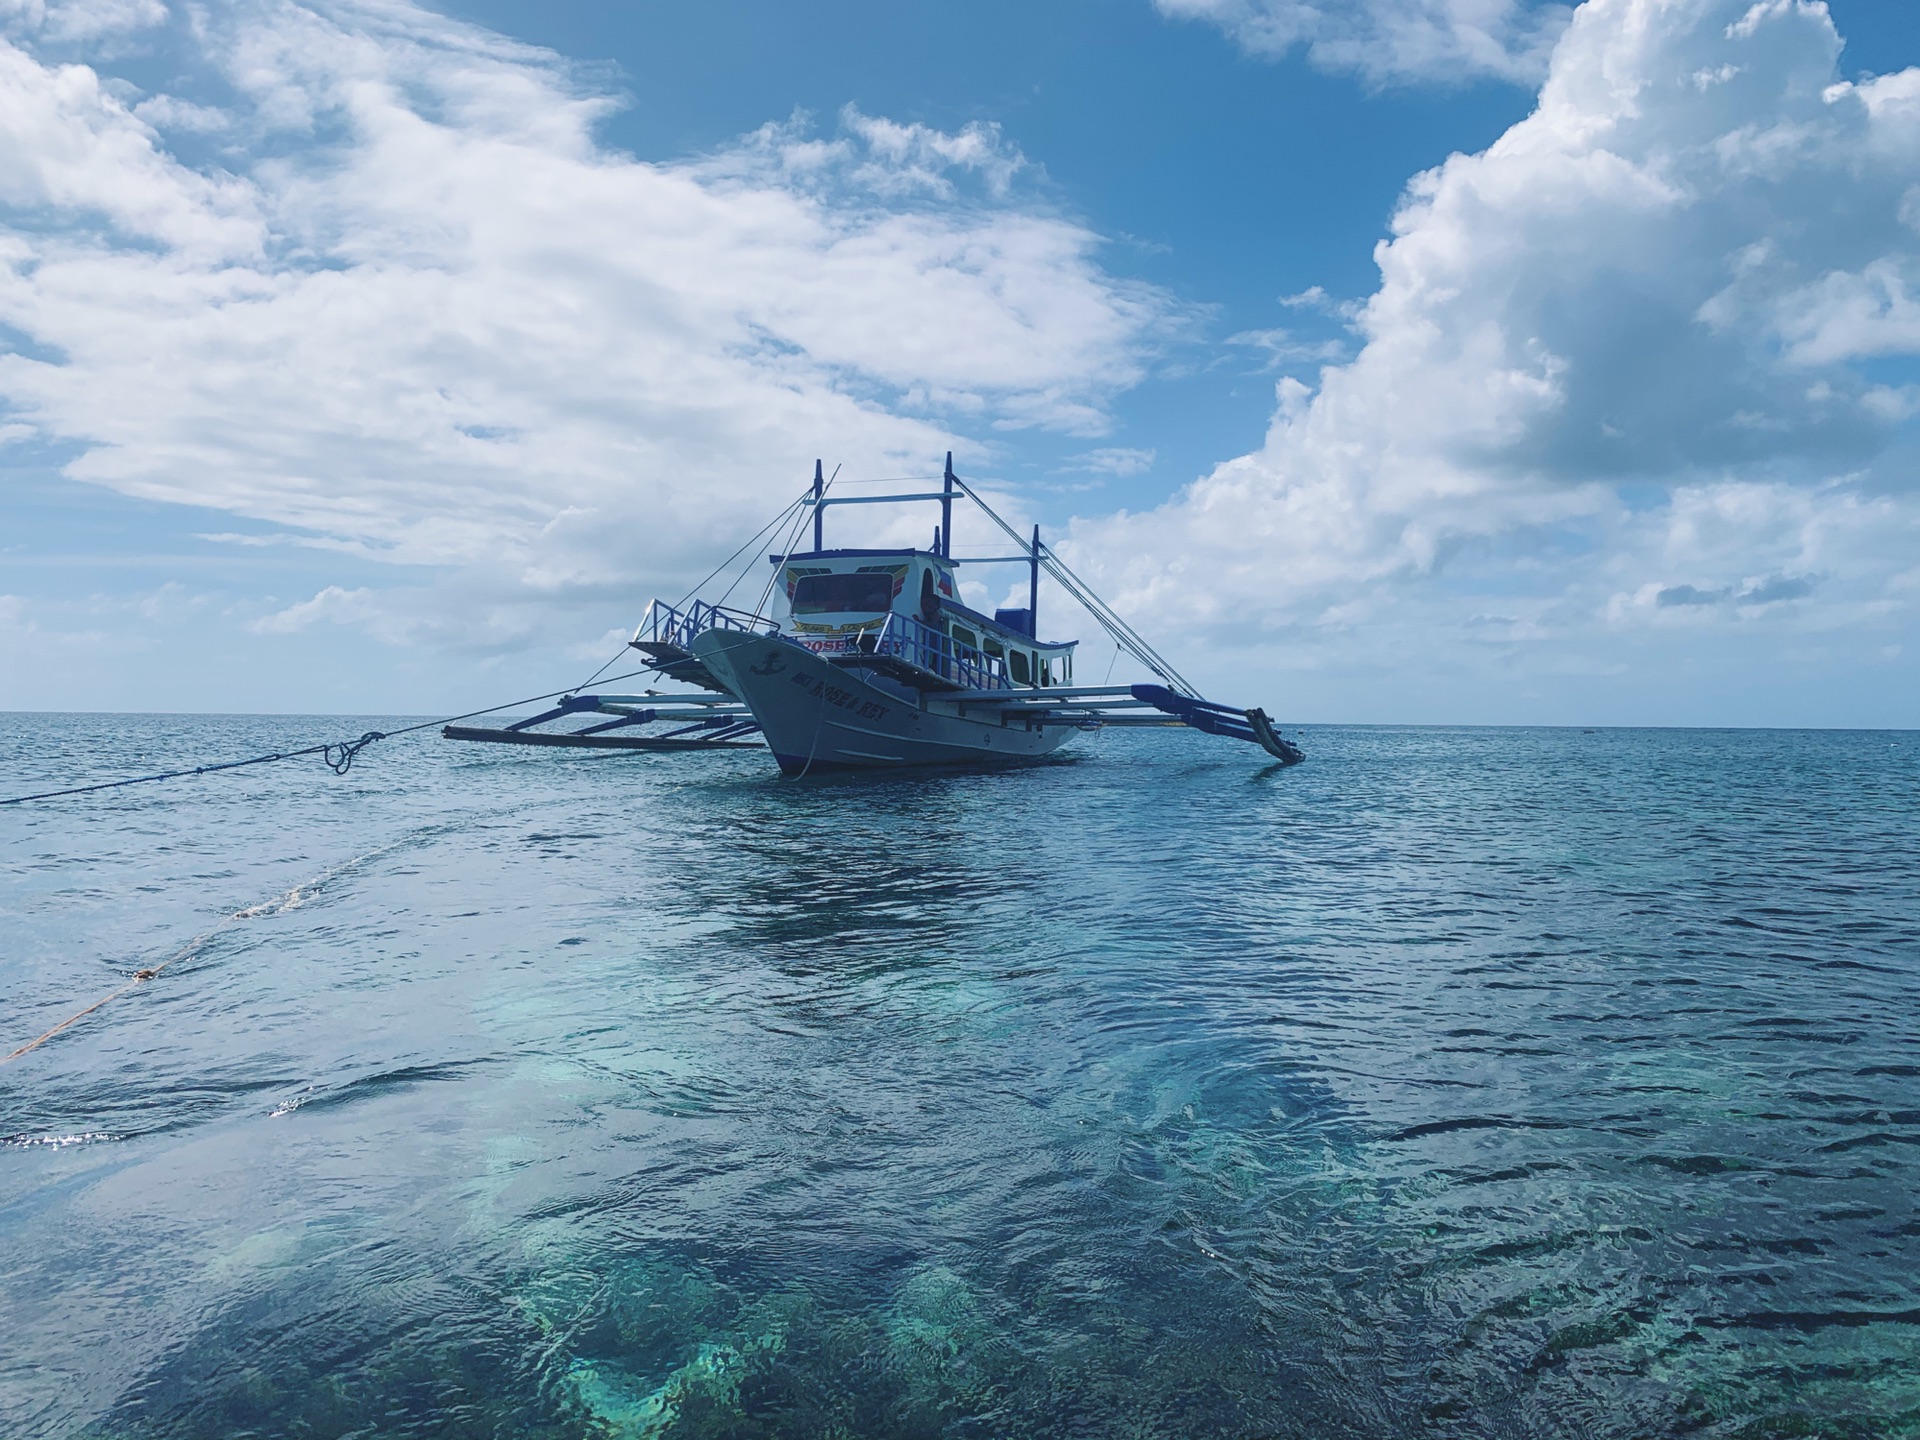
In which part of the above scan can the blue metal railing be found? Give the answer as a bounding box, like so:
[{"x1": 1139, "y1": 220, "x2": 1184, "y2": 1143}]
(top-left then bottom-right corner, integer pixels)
[
  {"x1": 635, "y1": 598, "x2": 781, "y2": 652},
  {"x1": 785, "y1": 613, "x2": 1012, "y2": 691},
  {"x1": 884, "y1": 614, "x2": 1009, "y2": 691},
  {"x1": 641, "y1": 597, "x2": 1013, "y2": 691}
]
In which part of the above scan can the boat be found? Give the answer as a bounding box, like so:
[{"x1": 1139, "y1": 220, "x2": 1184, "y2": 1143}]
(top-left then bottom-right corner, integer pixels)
[{"x1": 445, "y1": 457, "x2": 1304, "y2": 774}]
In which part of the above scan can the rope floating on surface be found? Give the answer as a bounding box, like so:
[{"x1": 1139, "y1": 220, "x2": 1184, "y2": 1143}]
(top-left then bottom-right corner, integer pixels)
[
  {"x1": 3, "y1": 975, "x2": 152, "y2": 1065},
  {"x1": 1, "y1": 950, "x2": 206, "y2": 1065},
  {"x1": 0, "y1": 671, "x2": 655, "y2": 808},
  {"x1": 3, "y1": 843, "x2": 402, "y2": 1065},
  {"x1": 3, "y1": 924, "x2": 218, "y2": 1065}
]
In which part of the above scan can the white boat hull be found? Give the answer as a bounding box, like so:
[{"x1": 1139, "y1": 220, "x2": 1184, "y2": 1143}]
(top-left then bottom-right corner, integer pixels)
[{"x1": 692, "y1": 629, "x2": 1072, "y2": 775}]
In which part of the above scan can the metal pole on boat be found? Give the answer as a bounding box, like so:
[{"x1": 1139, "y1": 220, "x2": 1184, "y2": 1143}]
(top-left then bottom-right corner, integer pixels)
[
  {"x1": 941, "y1": 452, "x2": 955, "y2": 559},
  {"x1": 811, "y1": 459, "x2": 825, "y2": 552},
  {"x1": 1029, "y1": 524, "x2": 1041, "y2": 637}
]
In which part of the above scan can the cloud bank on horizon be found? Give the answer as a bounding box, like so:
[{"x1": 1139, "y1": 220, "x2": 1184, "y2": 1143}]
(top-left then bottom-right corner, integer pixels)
[{"x1": 0, "y1": 0, "x2": 1915, "y2": 718}]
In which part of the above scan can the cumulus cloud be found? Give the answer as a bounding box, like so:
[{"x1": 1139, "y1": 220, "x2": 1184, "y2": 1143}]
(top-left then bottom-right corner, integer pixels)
[
  {"x1": 1156, "y1": 0, "x2": 1573, "y2": 86},
  {"x1": 249, "y1": 583, "x2": 383, "y2": 635},
  {"x1": 0, "y1": 0, "x2": 1168, "y2": 652},
  {"x1": 1076, "y1": 0, "x2": 1920, "y2": 700}
]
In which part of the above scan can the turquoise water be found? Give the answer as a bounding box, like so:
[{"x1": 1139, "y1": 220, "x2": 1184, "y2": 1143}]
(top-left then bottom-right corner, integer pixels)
[{"x1": 2, "y1": 716, "x2": 1917, "y2": 1439}]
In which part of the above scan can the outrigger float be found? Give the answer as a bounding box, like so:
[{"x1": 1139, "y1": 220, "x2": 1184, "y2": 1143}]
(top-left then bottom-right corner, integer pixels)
[{"x1": 445, "y1": 457, "x2": 1303, "y2": 775}]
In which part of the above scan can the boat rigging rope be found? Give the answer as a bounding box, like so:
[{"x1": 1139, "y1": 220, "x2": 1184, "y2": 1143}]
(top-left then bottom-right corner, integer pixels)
[
  {"x1": 566, "y1": 488, "x2": 814, "y2": 696},
  {"x1": 945, "y1": 475, "x2": 1197, "y2": 695},
  {"x1": 689, "y1": 487, "x2": 813, "y2": 615},
  {"x1": 0, "y1": 670, "x2": 656, "y2": 809},
  {"x1": 742, "y1": 466, "x2": 838, "y2": 620},
  {"x1": 323, "y1": 731, "x2": 386, "y2": 775}
]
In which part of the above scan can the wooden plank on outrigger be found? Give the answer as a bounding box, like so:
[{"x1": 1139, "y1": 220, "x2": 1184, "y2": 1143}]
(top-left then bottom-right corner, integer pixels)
[{"x1": 442, "y1": 725, "x2": 764, "y2": 750}]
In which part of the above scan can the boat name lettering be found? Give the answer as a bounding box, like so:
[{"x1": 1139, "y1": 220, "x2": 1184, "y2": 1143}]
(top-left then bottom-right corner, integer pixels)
[{"x1": 791, "y1": 672, "x2": 888, "y2": 720}]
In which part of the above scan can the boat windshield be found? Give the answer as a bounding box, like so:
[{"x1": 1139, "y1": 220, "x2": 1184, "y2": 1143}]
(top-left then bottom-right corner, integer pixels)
[{"x1": 791, "y1": 573, "x2": 894, "y2": 615}]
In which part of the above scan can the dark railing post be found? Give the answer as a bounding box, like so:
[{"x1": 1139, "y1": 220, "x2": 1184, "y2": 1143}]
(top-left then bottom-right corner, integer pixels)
[
  {"x1": 1029, "y1": 524, "x2": 1040, "y2": 638},
  {"x1": 942, "y1": 452, "x2": 955, "y2": 559},
  {"x1": 812, "y1": 458, "x2": 824, "y2": 553}
]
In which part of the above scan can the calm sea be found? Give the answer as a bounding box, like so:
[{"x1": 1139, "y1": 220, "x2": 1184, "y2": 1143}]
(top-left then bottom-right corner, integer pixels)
[{"x1": 2, "y1": 715, "x2": 1916, "y2": 1439}]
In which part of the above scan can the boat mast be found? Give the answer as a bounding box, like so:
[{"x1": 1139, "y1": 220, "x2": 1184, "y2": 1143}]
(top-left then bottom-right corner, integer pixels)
[
  {"x1": 941, "y1": 452, "x2": 955, "y2": 559},
  {"x1": 1029, "y1": 525, "x2": 1040, "y2": 637},
  {"x1": 811, "y1": 458, "x2": 825, "y2": 552}
]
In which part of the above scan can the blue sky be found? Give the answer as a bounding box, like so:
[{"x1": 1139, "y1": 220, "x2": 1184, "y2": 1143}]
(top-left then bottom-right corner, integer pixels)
[{"x1": 1, "y1": 0, "x2": 1916, "y2": 723}]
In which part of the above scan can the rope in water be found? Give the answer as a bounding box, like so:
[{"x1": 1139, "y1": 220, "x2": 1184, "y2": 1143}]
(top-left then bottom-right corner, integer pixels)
[
  {"x1": 0, "y1": 670, "x2": 655, "y2": 808},
  {"x1": 2, "y1": 843, "x2": 402, "y2": 1066},
  {"x1": 3, "y1": 944, "x2": 196, "y2": 1065}
]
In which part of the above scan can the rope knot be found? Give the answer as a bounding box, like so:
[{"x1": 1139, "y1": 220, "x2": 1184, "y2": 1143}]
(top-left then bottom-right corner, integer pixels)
[{"x1": 323, "y1": 730, "x2": 386, "y2": 776}]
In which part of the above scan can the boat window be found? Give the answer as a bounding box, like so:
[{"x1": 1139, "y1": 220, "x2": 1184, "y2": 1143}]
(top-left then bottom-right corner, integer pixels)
[
  {"x1": 1009, "y1": 650, "x2": 1031, "y2": 685},
  {"x1": 983, "y1": 637, "x2": 1003, "y2": 658},
  {"x1": 1060, "y1": 654, "x2": 1071, "y2": 684},
  {"x1": 1040, "y1": 659, "x2": 1051, "y2": 687},
  {"x1": 952, "y1": 626, "x2": 977, "y2": 651},
  {"x1": 791, "y1": 572, "x2": 895, "y2": 615}
]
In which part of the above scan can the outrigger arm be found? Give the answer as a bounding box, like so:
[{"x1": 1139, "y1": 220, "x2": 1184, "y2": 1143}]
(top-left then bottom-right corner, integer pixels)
[
  {"x1": 929, "y1": 681, "x2": 1304, "y2": 764},
  {"x1": 1128, "y1": 685, "x2": 1305, "y2": 764},
  {"x1": 443, "y1": 691, "x2": 764, "y2": 750}
]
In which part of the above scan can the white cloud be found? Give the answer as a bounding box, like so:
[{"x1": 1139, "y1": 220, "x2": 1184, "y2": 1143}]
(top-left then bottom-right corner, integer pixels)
[
  {"x1": 836, "y1": 107, "x2": 1024, "y2": 199},
  {"x1": 1226, "y1": 326, "x2": 1348, "y2": 366},
  {"x1": 1059, "y1": 446, "x2": 1157, "y2": 477},
  {"x1": 1074, "y1": 0, "x2": 1920, "y2": 700},
  {"x1": 1769, "y1": 257, "x2": 1920, "y2": 365},
  {"x1": 1156, "y1": 0, "x2": 1574, "y2": 86},
  {"x1": 249, "y1": 583, "x2": 381, "y2": 635},
  {"x1": 130, "y1": 93, "x2": 230, "y2": 133},
  {"x1": 0, "y1": 0, "x2": 1169, "y2": 652},
  {"x1": 0, "y1": 37, "x2": 260, "y2": 254},
  {"x1": 1, "y1": 0, "x2": 166, "y2": 44}
]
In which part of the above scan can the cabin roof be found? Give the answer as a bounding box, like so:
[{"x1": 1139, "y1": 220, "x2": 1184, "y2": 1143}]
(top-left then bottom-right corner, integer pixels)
[
  {"x1": 768, "y1": 548, "x2": 1073, "y2": 651},
  {"x1": 769, "y1": 547, "x2": 952, "y2": 565}
]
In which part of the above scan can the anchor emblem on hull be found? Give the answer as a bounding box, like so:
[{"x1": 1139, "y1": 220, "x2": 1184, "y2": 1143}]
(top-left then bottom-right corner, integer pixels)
[{"x1": 747, "y1": 652, "x2": 787, "y2": 677}]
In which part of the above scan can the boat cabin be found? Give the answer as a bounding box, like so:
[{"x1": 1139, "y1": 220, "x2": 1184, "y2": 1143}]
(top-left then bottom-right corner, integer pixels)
[{"x1": 774, "y1": 547, "x2": 1076, "y2": 689}]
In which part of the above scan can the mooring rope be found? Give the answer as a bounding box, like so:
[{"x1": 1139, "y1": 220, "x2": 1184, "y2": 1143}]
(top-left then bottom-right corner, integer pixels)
[
  {"x1": 0, "y1": 670, "x2": 656, "y2": 808},
  {"x1": 3, "y1": 974, "x2": 153, "y2": 1065},
  {"x1": 3, "y1": 926, "x2": 219, "y2": 1065},
  {"x1": 2, "y1": 844, "x2": 401, "y2": 1065},
  {"x1": 793, "y1": 699, "x2": 828, "y2": 781}
]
